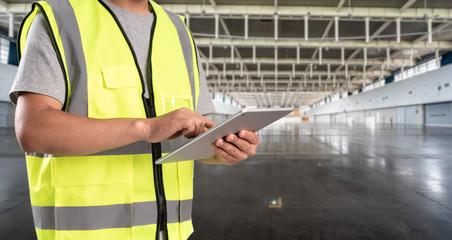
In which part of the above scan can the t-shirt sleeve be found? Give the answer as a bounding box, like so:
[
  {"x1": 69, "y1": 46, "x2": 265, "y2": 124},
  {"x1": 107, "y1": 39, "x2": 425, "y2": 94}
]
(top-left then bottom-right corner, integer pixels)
[
  {"x1": 9, "y1": 13, "x2": 66, "y2": 106},
  {"x1": 195, "y1": 51, "x2": 215, "y2": 115}
]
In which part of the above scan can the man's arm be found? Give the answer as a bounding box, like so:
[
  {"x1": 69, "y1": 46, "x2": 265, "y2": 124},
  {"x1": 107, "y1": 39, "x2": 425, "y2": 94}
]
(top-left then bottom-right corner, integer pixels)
[{"x1": 15, "y1": 92, "x2": 215, "y2": 156}]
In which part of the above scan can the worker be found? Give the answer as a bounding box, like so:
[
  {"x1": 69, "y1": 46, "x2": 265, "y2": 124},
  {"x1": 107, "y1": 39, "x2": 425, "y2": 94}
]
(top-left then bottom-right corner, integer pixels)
[{"x1": 9, "y1": 0, "x2": 260, "y2": 239}]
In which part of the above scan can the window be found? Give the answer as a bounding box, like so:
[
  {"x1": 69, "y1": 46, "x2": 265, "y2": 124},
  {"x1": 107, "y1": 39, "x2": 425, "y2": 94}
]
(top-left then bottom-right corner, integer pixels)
[
  {"x1": 0, "y1": 37, "x2": 10, "y2": 64},
  {"x1": 394, "y1": 58, "x2": 440, "y2": 82}
]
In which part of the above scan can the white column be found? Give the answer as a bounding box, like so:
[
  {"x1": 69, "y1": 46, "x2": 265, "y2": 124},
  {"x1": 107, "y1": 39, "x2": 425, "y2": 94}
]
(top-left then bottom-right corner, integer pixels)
[
  {"x1": 341, "y1": 47, "x2": 345, "y2": 65},
  {"x1": 345, "y1": 63, "x2": 349, "y2": 78},
  {"x1": 232, "y1": 74, "x2": 235, "y2": 88},
  {"x1": 427, "y1": 18, "x2": 433, "y2": 44},
  {"x1": 304, "y1": 16, "x2": 309, "y2": 41},
  {"x1": 274, "y1": 15, "x2": 279, "y2": 40},
  {"x1": 396, "y1": 17, "x2": 401, "y2": 43},
  {"x1": 386, "y1": 48, "x2": 391, "y2": 67},
  {"x1": 223, "y1": 62, "x2": 226, "y2": 77},
  {"x1": 240, "y1": 62, "x2": 244, "y2": 77},
  {"x1": 380, "y1": 64, "x2": 385, "y2": 80},
  {"x1": 435, "y1": 49, "x2": 440, "y2": 67},
  {"x1": 319, "y1": 47, "x2": 323, "y2": 65},
  {"x1": 244, "y1": 15, "x2": 249, "y2": 40},
  {"x1": 230, "y1": 45, "x2": 234, "y2": 63},
  {"x1": 296, "y1": 45, "x2": 300, "y2": 64},
  {"x1": 363, "y1": 48, "x2": 367, "y2": 66},
  {"x1": 215, "y1": 14, "x2": 219, "y2": 39},
  {"x1": 334, "y1": 16, "x2": 339, "y2": 42},
  {"x1": 363, "y1": 66, "x2": 367, "y2": 87},
  {"x1": 252, "y1": 46, "x2": 256, "y2": 64},
  {"x1": 365, "y1": 17, "x2": 370, "y2": 43},
  {"x1": 275, "y1": 47, "x2": 278, "y2": 92},
  {"x1": 8, "y1": 13, "x2": 14, "y2": 38}
]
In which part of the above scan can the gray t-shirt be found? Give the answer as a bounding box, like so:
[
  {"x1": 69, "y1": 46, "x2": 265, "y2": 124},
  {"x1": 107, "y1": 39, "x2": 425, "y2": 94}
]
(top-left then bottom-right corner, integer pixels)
[{"x1": 10, "y1": 0, "x2": 214, "y2": 115}]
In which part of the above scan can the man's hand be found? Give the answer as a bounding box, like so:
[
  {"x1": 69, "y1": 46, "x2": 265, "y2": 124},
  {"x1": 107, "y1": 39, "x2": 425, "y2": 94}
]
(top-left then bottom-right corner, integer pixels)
[
  {"x1": 201, "y1": 130, "x2": 260, "y2": 165},
  {"x1": 142, "y1": 108, "x2": 215, "y2": 143}
]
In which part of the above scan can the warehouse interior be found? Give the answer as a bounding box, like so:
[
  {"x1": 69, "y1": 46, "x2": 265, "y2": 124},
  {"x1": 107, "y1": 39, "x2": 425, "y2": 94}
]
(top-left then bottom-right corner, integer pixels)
[{"x1": 1, "y1": 0, "x2": 452, "y2": 239}]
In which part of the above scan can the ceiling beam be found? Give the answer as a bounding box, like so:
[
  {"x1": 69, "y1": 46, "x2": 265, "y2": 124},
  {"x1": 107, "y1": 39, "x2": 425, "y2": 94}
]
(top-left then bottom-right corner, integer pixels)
[
  {"x1": 160, "y1": 4, "x2": 452, "y2": 20},
  {"x1": 200, "y1": 57, "x2": 411, "y2": 67},
  {"x1": 195, "y1": 38, "x2": 452, "y2": 50},
  {"x1": 227, "y1": 92, "x2": 334, "y2": 106},
  {"x1": 206, "y1": 69, "x2": 390, "y2": 78}
]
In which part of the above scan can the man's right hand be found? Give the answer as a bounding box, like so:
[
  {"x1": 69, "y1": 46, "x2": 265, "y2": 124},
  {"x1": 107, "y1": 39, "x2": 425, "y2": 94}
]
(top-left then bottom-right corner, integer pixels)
[{"x1": 141, "y1": 107, "x2": 216, "y2": 143}]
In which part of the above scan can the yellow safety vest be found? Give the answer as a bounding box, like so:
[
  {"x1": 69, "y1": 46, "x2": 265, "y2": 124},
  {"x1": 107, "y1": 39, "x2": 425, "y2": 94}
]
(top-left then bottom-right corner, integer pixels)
[{"x1": 18, "y1": 0, "x2": 200, "y2": 239}]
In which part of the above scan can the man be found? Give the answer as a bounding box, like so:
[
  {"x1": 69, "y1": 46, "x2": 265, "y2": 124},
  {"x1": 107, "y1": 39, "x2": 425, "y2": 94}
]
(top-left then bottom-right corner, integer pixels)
[{"x1": 10, "y1": 0, "x2": 259, "y2": 239}]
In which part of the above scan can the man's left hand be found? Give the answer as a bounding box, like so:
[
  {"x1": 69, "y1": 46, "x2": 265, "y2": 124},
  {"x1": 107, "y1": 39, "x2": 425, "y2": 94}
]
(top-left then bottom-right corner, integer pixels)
[{"x1": 209, "y1": 130, "x2": 260, "y2": 165}]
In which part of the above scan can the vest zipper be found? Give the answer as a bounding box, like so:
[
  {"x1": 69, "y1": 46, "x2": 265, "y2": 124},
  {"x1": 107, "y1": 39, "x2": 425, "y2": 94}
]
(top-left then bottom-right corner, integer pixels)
[{"x1": 98, "y1": 1, "x2": 168, "y2": 239}]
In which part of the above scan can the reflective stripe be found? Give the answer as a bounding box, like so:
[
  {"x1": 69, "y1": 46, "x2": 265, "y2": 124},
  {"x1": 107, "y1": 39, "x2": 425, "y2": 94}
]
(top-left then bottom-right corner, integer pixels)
[
  {"x1": 26, "y1": 152, "x2": 52, "y2": 158},
  {"x1": 57, "y1": 204, "x2": 131, "y2": 230},
  {"x1": 31, "y1": 205, "x2": 55, "y2": 230},
  {"x1": 89, "y1": 137, "x2": 190, "y2": 156},
  {"x1": 164, "y1": 9, "x2": 197, "y2": 111},
  {"x1": 31, "y1": 200, "x2": 192, "y2": 230},
  {"x1": 132, "y1": 201, "x2": 157, "y2": 227},
  {"x1": 26, "y1": 137, "x2": 190, "y2": 157},
  {"x1": 45, "y1": 0, "x2": 88, "y2": 116},
  {"x1": 180, "y1": 198, "x2": 193, "y2": 222}
]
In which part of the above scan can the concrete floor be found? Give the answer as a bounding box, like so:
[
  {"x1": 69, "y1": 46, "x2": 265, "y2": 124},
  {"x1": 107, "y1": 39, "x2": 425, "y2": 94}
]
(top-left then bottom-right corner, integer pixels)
[{"x1": 1, "y1": 119, "x2": 452, "y2": 239}]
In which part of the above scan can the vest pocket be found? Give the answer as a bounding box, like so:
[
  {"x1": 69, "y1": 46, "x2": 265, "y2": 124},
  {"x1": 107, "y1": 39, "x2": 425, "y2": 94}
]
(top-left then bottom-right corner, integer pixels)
[
  {"x1": 159, "y1": 94, "x2": 193, "y2": 114},
  {"x1": 88, "y1": 66, "x2": 144, "y2": 119},
  {"x1": 52, "y1": 155, "x2": 133, "y2": 187}
]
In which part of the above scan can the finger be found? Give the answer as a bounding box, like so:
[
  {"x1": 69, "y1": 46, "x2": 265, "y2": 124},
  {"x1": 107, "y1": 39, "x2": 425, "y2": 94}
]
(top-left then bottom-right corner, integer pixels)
[
  {"x1": 238, "y1": 130, "x2": 260, "y2": 145},
  {"x1": 225, "y1": 134, "x2": 256, "y2": 156},
  {"x1": 215, "y1": 139, "x2": 248, "y2": 161},
  {"x1": 182, "y1": 122, "x2": 196, "y2": 138},
  {"x1": 212, "y1": 144, "x2": 241, "y2": 165},
  {"x1": 203, "y1": 117, "x2": 216, "y2": 129},
  {"x1": 195, "y1": 121, "x2": 204, "y2": 136}
]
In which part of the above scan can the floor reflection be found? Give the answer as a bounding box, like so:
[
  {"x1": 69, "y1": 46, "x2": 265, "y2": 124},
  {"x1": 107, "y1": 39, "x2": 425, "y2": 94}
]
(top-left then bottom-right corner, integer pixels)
[{"x1": 191, "y1": 118, "x2": 452, "y2": 240}]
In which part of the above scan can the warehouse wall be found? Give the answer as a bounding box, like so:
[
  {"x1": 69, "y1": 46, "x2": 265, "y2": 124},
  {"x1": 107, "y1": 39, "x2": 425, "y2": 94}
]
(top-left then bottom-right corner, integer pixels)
[
  {"x1": 309, "y1": 64, "x2": 452, "y2": 126},
  {"x1": 0, "y1": 64, "x2": 18, "y2": 128}
]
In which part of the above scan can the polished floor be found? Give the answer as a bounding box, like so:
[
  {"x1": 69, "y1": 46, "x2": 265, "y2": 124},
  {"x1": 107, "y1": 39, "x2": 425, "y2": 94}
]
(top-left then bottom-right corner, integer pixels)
[{"x1": 1, "y1": 119, "x2": 452, "y2": 239}]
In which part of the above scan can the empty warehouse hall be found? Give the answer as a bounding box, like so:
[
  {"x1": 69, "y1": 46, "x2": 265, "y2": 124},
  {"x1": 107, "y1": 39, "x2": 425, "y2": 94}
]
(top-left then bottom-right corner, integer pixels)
[{"x1": 1, "y1": 0, "x2": 452, "y2": 240}]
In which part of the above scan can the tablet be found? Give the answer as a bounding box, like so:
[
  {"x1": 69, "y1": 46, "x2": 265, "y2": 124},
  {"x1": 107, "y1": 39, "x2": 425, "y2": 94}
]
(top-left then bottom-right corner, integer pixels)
[{"x1": 156, "y1": 107, "x2": 293, "y2": 164}]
